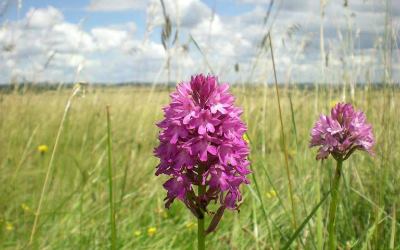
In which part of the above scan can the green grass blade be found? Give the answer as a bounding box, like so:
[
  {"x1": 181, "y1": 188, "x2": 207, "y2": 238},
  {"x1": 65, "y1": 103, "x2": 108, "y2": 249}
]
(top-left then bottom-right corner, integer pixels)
[
  {"x1": 106, "y1": 105, "x2": 117, "y2": 250},
  {"x1": 268, "y1": 33, "x2": 298, "y2": 231},
  {"x1": 282, "y1": 189, "x2": 331, "y2": 250},
  {"x1": 246, "y1": 133, "x2": 287, "y2": 240}
]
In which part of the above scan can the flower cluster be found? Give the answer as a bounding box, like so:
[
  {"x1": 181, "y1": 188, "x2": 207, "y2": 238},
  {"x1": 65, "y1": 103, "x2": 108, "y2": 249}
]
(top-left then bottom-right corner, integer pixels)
[
  {"x1": 310, "y1": 102, "x2": 375, "y2": 160},
  {"x1": 155, "y1": 74, "x2": 250, "y2": 213}
]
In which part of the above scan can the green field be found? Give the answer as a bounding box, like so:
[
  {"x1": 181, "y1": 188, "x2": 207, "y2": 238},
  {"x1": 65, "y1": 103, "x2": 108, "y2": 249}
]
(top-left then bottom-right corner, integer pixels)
[{"x1": 0, "y1": 85, "x2": 399, "y2": 249}]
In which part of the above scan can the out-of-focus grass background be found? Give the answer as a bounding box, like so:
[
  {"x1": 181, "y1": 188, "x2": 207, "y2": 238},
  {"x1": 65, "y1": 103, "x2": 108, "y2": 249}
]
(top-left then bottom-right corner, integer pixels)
[
  {"x1": 0, "y1": 0, "x2": 400, "y2": 249},
  {"x1": 0, "y1": 86, "x2": 399, "y2": 249}
]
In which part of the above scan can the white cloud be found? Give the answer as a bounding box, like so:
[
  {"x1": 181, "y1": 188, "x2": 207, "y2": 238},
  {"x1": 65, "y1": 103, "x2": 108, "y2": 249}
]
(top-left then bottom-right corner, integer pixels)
[
  {"x1": 0, "y1": 5, "x2": 168, "y2": 83},
  {"x1": 91, "y1": 28, "x2": 129, "y2": 50},
  {"x1": 26, "y1": 6, "x2": 64, "y2": 29},
  {"x1": 51, "y1": 23, "x2": 95, "y2": 53},
  {"x1": 145, "y1": 0, "x2": 212, "y2": 28},
  {"x1": 87, "y1": 0, "x2": 148, "y2": 12}
]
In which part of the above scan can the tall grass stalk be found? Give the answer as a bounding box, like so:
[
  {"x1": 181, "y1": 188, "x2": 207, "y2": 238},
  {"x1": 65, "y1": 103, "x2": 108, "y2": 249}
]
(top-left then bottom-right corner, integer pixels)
[
  {"x1": 268, "y1": 34, "x2": 298, "y2": 230},
  {"x1": 190, "y1": 34, "x2": 215, "y2": 74},
  {"x1": 246, "y1": 133, "x2": 285, "y2": 240},
  {"x1": 29, "y1": 84, "x2": 81, "y2": 245},
  {"x1": 389, "y1": 204, "x2": 396, "y2": 249},
  {"x1": 12, "y1": 126, "x2": 38, "y2": 181},
  {"x1": 318, "y1": 0, "x2": 326, "y2": 113},
  {"x1": 106, "y1": 105, "x2": 117, "y2": 250}
]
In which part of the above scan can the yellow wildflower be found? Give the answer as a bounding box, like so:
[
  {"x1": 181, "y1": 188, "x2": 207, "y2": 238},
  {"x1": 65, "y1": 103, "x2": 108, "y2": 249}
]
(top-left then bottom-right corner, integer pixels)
[
  {"x1": 266, "y1": 190, "x2": 277, "y2": 199},
  {"x1": 134, "y1": 230, "x2": 141, "y2": 237},
  {"x1": 37, "y1": 144, "x2": 49, "y2": 154},
  {"x1": 243, "y1": 134, "x2": 250, "y2": 144},
  {"x1": 5, "y1": 222, "x2": 14, "y2": 231},
  {"x1": 147, "y1": 227, "x2": 157, "y2": 236},
  {"x1": 21, "y1": 203, "x2": 31, "y2": 212}
]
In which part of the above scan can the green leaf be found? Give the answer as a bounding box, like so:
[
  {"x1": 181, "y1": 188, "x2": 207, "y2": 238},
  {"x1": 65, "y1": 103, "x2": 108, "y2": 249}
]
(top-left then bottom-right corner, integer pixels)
[{"x1": 282, "y1": 189, "x2": 332, "y2": 250}]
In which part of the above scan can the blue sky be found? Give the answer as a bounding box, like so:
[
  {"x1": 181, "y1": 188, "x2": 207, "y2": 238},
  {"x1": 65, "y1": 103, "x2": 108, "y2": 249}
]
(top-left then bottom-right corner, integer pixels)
[
  {"x1": 4, "y1": 0, "x2": 256, "y2": 38},
  {"x1": 5, "y1": 0, "x2": 146, "y2": 32},
  {"x1": 0, "y1": 0, "x2": 399, "y2": 83}
]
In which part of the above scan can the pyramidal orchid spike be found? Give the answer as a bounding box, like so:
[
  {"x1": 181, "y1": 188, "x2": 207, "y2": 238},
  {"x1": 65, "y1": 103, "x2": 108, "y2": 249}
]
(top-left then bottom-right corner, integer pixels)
[
  {"x1": 309, "y1": 102, "x2": 375, "y2": 161},
  {"x1": 155, "y1": 74, "x2": 250, "y2": 211},
  {"x1": 309, "y1": 102, "x2": 375, "y2": 250},
  {"x1": 155, "y1": 74, "x2": 251, "y2": 249}
]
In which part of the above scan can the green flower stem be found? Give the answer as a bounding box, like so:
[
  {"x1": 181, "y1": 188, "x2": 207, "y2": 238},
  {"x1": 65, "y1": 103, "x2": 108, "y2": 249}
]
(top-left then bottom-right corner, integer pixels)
[
  {"x1": 198, "y1": 183, "x2": 206, "y2": 250},
  {"x1": 106, "y1": 106, "x2": 117, "y2": 250},
  {"x1": 327, "y1": 159, "x2": 343, "y2": 250}
]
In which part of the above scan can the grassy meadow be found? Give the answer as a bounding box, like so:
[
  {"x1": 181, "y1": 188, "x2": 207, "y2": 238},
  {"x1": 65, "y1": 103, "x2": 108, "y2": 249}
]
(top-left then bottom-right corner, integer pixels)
[{"x1": 0, "y1": 84, "x2": 399, "y2": 249}]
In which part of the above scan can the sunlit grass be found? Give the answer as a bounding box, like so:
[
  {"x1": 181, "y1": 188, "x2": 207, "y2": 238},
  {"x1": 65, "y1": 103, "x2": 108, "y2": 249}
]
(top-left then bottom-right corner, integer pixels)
[{"x1": 0, "y1": 85, "x2": 398, "y2": 249}]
